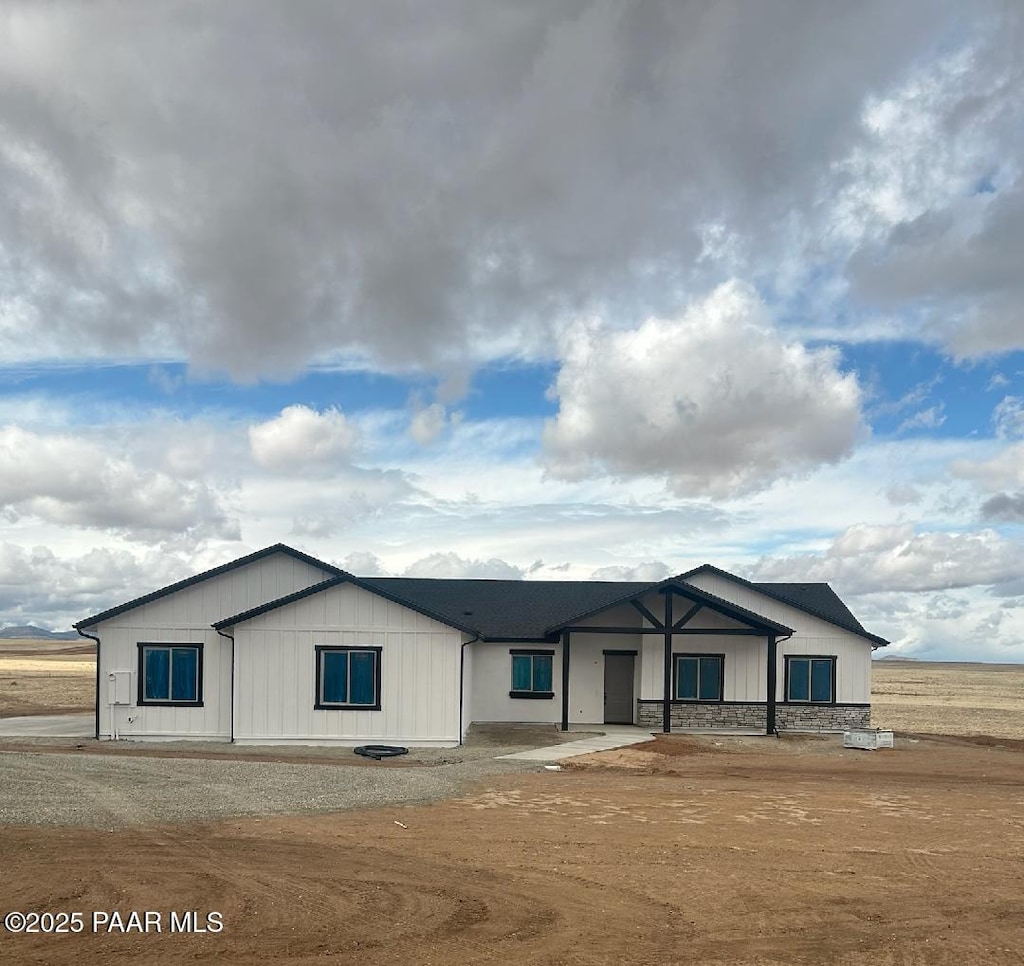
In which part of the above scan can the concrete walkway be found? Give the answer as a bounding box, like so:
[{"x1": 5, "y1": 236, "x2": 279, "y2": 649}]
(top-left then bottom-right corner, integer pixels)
[
  {"x1": 496, "y1": 726, "x2": 655, "y2": 762},
  {"x1": 0, "y1": 713, "x2": 93, "y2": 738}
]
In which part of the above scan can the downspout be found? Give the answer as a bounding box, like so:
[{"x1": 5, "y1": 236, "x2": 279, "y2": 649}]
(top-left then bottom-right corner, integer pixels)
[
  {"x1": 458, "y1": 634, "x2": 481, "y2": 745},
  {"x1": 215, "y1": 627, "x2": 235, "y2": 743},
  {"x1": 766, "y1": 632, "x2": 794, "y2": 737},
  {"x1": 560, "y1": 630, "x2": 570, "y2": 732},
  {"x1": 77, "y1": 627, "x2": 101, "y2": 740},
  {"x1": 662, "y1": 591, "x2": 673, "y2": 734}
]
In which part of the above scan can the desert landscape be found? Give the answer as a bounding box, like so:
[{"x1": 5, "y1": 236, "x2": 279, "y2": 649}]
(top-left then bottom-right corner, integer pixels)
[
  {"x1": 871, "y1": 658, "x2": 1024, "y2": 739},
  {"x1": 0, "y1": 640, "x2": 96, "y2": 718},
  {"x1": 1, "y1": 644, "x2": 1023, "y2": 965}
]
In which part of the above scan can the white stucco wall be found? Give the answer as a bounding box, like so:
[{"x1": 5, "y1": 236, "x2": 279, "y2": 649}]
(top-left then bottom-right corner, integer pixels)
[
  {"x1": 470, "y1": 605, "x2": 643, "y2": 726},
  {"x1": 92, "y1": 550, "x2": 334, "y2": 740},
  {"x1": 566, "y1": 604, "x2": 642, "y2": 724},
  {"x1": 470, "y1": 641, "x2": 562, "y2": 724}
]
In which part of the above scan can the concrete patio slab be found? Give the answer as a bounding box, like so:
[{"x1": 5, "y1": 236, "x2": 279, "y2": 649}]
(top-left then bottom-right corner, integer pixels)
[{"x1": 0, "y1": 713, "x2": 93, "y2": 738}]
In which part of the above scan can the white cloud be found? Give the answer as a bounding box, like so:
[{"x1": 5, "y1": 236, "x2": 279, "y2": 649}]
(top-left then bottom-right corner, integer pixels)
[
  {"x1": 147, "y1": 365, "x2": 183, "y2": 394},
  {"x1": 884, "y1": 482, "x2": 923, "y2": 506},
  {"x1": 403, "y1": 552, "x2": 524, "y2": 579},
  {"x1": 749, "y1": 523, "x2": 1024, "y2": 595},
  {"x1": 0, "y1": 542, "x2": 193, "y2": 629},
  {"x1": 837, "y1": 32, "x2": 1024, "y2": 358},
  {"x1": 0, "y1": 424, "x2": 235, "y2": 537},
  {"x1": 249, "y1": 405, "x2": 358, "y2": 472},
  {"x1": 408, "y1": 401, "x2": 461, "y2": 446},
  {"x1": 897, "y1": 404, "x2": 945, "y2": 434},
  {"x1": 590, "y1": 561, "x2": 670, "y2": 582},
  {"x1": 543, "y1": 282, "x2": 864, "y2": 497},
  {"x1": 951, "y1": 442, "x2": 1024, "y2": 491},
  {"x1": 987, "y1": 373, "x2": 1010, "y2": 391},
  {"x1": 993, "y1": 395, "x2": 1024, "y2": 439},
  {"x1": 341, "y1": 551, "x2": 389, "y2": 576},
  {"x1": 1, "y1": 1, "x2": 1000, "y2": 379}
]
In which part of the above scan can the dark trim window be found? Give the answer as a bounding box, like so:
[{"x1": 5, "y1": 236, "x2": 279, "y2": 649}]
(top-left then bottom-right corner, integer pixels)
[
  {"x1": 315, "y1": 646, "x2": 382, "y2": 710},
  {"x1": 138, "y1": 643, "x2": 203, "y2": 706},
  {"x1": 785, "y1": 656, "x2": 836, "y2": 703},
  {"x1": 673, "y1": 653, "x2": 724, "y2": 702},
  {"x1": 509, "y1": 648, "x2": 554, "y2": 699}
]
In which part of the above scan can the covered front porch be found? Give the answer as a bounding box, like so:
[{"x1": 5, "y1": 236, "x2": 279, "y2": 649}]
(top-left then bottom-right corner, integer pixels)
[{"x1": 552, "y1": 579, "x2": 793, "y2": 736}]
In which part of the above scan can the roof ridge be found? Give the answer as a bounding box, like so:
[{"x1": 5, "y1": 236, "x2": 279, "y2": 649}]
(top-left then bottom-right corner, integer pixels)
[
  {"x1": 75, "y1": 543, "x2": 340, "y2": 629},
  {"x1": 675, "y1": 564, "x2": 886, "y2": 647}
]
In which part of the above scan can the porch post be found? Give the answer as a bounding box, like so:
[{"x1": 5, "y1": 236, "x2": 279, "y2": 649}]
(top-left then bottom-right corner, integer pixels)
[
  {"x1": 561, "y1": 629, "x2": 570, "y2": 731},
  {"x1": 662, "y1": 591, "x2": 673, "y2": 734},
  {"x1": 766, "y1": 634, "x2": 777, "y2": 735}
]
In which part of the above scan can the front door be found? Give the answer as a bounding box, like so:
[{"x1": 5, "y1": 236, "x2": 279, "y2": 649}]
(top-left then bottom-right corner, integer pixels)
[{"x1": 603, "y1": 653, "x2": 635, "y2": 724}]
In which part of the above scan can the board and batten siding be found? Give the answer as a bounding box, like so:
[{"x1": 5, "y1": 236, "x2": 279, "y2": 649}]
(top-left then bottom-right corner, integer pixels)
[
  {"x1": 682, "y1": 572, "x2": 873, "y2": 703},
  {"x1": 93, "y1": 551, "x2": 335, "y2": 740},
  {"x1": 231, "y1": 581, "x2": 464, "y2": 746},
  {"x1": 634, "y1": 595, "x2": 767, "y2": 702}
]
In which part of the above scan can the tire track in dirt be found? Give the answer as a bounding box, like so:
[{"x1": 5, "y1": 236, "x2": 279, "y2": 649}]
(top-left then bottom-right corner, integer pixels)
[
  {"x1": 4, "y1": 733, "x2": 1024, "y2": 965},
  {"x1": 2, "y1": 821, "x2": 668, "y2": 965}
]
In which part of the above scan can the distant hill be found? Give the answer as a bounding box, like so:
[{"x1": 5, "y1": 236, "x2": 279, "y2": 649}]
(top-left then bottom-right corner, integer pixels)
[{"x1": 0, "y1": 624, "x2": 80, "y2": 641}]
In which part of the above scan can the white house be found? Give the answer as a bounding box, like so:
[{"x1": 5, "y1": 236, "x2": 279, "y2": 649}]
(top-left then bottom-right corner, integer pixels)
[{"x1": 75, "y1": 544, "x2": 888, "y2": 745}]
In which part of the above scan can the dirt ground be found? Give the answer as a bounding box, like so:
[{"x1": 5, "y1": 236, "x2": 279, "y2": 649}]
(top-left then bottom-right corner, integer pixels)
[
  {"x1": 3, "y1": 654, "x2": 1024, "y2": 964},
  {"x1": 2, "y1": 733, "x2": 1024, "y2": 965}
]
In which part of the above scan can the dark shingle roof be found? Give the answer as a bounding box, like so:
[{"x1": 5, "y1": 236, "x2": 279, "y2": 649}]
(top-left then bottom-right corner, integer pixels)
[
  {"x1": 75, "y1": 543, "x2": 888, "y2": 648},
  {"x1": 674, "y1": 564, "x2": 887, "y2": 647},
  {"x1": 753, "y1": 582, "x2": 866, "y2": 632},
  {"x1": 361, "y1": 577, "x2": 651, "y2": 639},
  {"x1": 364, "y1": 571, "x2": 885, "y2": 645}
]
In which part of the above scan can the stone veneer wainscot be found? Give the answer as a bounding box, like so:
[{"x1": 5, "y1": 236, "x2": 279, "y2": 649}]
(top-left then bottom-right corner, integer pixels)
[{"x1": 636, "y1": 700, "x2": 870, "y2": 732}]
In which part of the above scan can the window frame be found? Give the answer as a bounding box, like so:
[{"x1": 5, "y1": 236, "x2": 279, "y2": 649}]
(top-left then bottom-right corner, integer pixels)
[
  {"x1": 509, "y1": 648, "x2": 555, "y2": 699},
  {"x1": 314, "y1": 645, "x2": 383, "y2": 711},
  {"x1": 137, "y1": 642, "x2": 204, "y2": 707},
  {"x1": 784, "y1": 655, "x2": 837, "y2": 704},
  {"x1": 672, "y1": 653, "x2": 725, "y2": 702}
]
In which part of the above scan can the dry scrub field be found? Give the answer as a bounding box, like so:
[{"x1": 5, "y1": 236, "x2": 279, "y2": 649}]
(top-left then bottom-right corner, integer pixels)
[
  {"x1": 0, "y1": 640, "x2": 95, "y2": 717},
  {"x1": 871, "y1": 659, "x2": 1024, "y2": 739},
  {"x1": 2, "y1": 649, "x2": 1023, "y2": 965}
]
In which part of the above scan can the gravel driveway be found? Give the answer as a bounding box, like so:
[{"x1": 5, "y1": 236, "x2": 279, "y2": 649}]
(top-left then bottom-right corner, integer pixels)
[{"x1": 0, "y1": 726, "x2": 579, "y2": 827}]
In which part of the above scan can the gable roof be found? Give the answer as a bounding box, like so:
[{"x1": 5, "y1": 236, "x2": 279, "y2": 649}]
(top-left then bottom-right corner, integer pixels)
[
  {"x1": 361, "y1": 577, "x2": 652, "y2": 640},
  {"x1": 675, "y1": 564, "x2": 889, "y2": 647},
  {"x1": 74, "y1": 543, "x2": 342, "y2": 629},
  {"x1": 213, "y1": 574, "x2": 479, "y2": 635},
  {"x1": 75, "y1": 543, "x2": 888, "y2": 648},
  {"x1": 541, "y1": 576, "x2": 794, "y2": 637}
]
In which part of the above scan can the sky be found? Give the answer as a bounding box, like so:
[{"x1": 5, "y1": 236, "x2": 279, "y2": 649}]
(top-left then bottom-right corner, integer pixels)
[{"x1": 1, "y1": 1, "x2": 1023, "y2": 661}]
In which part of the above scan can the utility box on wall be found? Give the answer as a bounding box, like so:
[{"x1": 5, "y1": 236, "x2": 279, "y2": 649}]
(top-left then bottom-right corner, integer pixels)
[{"x1": 107, "y1": 671, "x2": 132, "y2": 706}]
